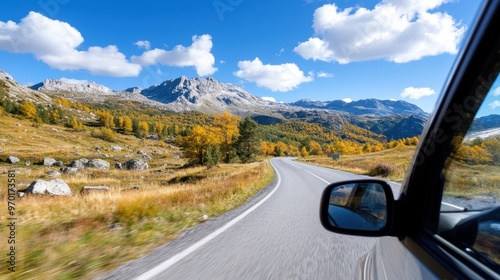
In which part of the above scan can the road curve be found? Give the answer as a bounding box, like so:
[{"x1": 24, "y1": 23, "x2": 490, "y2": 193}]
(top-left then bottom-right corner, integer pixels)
[{"x1": 98, "y1": 158, "x2": 384, "y2": 280}]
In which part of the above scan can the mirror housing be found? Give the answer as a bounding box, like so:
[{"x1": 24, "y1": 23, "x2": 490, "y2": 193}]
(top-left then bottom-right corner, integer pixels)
[{"x1": 320, "y1": 179, "x2": 395, "y2": 237}]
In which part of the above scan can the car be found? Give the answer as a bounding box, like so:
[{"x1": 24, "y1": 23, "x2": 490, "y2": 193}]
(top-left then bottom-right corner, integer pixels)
[{"x1": 319, "y1": 0, "x2": 500, "y2": 279}]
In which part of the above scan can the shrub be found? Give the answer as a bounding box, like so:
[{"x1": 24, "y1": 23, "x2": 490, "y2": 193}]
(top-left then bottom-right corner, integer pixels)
[
  {"x1": 369, "y1": 162, "x2": 398, "y2": 177},
  {"x1": 91, "y1": 127, "x2": 116, "y2": 142}
]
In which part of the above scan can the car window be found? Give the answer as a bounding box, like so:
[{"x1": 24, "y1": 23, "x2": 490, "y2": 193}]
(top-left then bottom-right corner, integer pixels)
[{"x1": 440, "y1": 77, "x2": 500, "y2": 272}]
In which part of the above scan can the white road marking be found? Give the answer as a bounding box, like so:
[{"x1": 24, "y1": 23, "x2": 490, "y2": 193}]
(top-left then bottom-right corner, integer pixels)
[
  {"x1": 134, "y1": 159, "x2": 282, "y2": 280},
  {"x1": 283, "y1": 159, "x2": 330, "y2": 185},
  {"x1": 441, "y1": 201, "x2": 466, "y2": 211}
]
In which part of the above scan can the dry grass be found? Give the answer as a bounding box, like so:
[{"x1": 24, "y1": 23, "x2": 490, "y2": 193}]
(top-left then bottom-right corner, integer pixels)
[
  {"x1": 299, "y1": 146, "x2": 417, "y2": 182},
  {"x1": 299, "y1": 146, "x2": 500, "y2": 198},
  {"x1": 0, "y1": 115, "x2": 274, "y2": 279},
  {"x1": 443, "y1": 160, "x2": 500, "y2": 197}
]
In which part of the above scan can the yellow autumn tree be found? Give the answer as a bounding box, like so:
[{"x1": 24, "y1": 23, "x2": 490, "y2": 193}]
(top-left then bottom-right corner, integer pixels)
[
  {"x1": 211, "y1": 112, "x2": 240, "y2": 162},
  {"x1": 19, "y1": 100, "x2": 37, "y2": 120},
  {"x1": 178, "y1": 125, "x2": 220, "y2": 164},
  {"x1": 300, "y1": 146, "x2": 309, "y2": 157},
  {"x1": 117, "y1": 116, "x2": 125, "y2": 128},
  {"x1": 123, "y1": 116, "x2": 133, "y2": 133},
  {"x1": 309, "y1": 140, "x2": 323, "y2": 155},
  {"x1": 288, "y1": 144, "x2": 300, "y2": 157},
  {"x1": 96, "y1": 110, "x2": 114, "y2": 128},
  {"x1": 137, "y1": 121, "x2": 149, "y2": 138},
  {"x1": 260, "y1": 142, "x2": 269, "y2": 156},
  {"x1": 50, "y1": 109, "x2": 60, "y2": 124}
]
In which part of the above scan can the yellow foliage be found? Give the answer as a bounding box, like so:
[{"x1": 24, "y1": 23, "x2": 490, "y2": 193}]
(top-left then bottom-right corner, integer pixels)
[
  {"x1": 123, "y1": 116, "x2": 133, "y2": 132},
  {"x1": 309, "y1": 140, "x2": 323, "y2": 155},
  {"x1": 19, "y1": 100, "x2": 37, "y2": 119},
  {"x1": 300, "y1": 146, "x2": 309, "y2": 157},
  {"x1": 211, "y1": 112, "x2": 240, "y2": 162},
  {"x1": 96, "y1": 110, "x2": 114, "y2": 128},
  {"x1": 68, "y1": 117, "x2": 85, "y2": 131},
  {"x1": 137, "y1": 121, "x2": 149, "y2": 138}
]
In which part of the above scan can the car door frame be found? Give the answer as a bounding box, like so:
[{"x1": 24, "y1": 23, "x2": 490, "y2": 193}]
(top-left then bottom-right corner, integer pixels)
[{"x1": 395, "y1": 0, "x2": 500, "y2": 278}]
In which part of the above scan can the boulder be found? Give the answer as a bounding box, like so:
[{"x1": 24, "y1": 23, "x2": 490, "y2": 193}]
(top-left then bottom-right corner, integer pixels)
[
  {"x1": 137, "y1": 150, "x2": 147, "y2": 155},
  {"x1": 115, "y1": 162, "x2": 123, "y2": 170},
  {"x1": 61, "y1": 167, "x2": 78, "y2": 174},
  {"x1": 80, "y1": 186, "x2": 110, "y2": 195},
  {"x1": 110, "y1": 145, "x2": 124, "y2": 151},
  {"x1": 122, "y1": 159, "x2": 149, "y2": 170},
  {"x1": 43, "y1": 157, "x2": 57, "y2": 166},
  {"x1": 87, "y1": 159, "x2": 110, "y2": 170},
  {"x1": 70, "y1": 158, "x2": 88, "y2": 169},
  {"x1": 26, "y1": 179, "x2": 72, "y2": 196},
  {"x1": 141, "y1": 154, "x2": 152, "y2": 161},
  {"x1": 53, "y1": 161, "x2": 64, "y2": 167},
  {"x1": 47, "y1": 171, "x2": 61, "y2": 177},
  {"x1": 25, "y1": 161, "x2": 30, "y2": 166},
  {"x1": 6, "y1": 156, "x2": 20, "y2": 164}
]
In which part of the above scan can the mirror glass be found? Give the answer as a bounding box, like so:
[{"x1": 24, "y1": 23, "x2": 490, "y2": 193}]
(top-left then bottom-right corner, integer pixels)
[{"x1": 327, "y1": 182, "x2": 387, "y2": 231}]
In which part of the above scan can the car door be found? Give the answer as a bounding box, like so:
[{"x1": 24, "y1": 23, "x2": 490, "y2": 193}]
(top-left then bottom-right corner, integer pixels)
[{"x1": 320, "y1": 0, "x2": 500, "y2": 279}]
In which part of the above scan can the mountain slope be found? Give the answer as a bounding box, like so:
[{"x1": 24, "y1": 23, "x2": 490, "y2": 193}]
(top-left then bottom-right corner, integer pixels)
[
  {"x1": 140, "y1": 76, "x2": 289, "y2": 117},
  {"x1": 291, "y1": 98, "x2": 427, "y2": 116},
  {"x1": 0, "y1": 71, "x2": 53, "y2": 105},
  {"x1": 30, "y1": 78, "x2": 167, "y2": 108}
]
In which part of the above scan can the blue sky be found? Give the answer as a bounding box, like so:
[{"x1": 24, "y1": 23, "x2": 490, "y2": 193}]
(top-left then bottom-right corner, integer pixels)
[{"x1": 0, "y1": 0, "x2": 491, "y2": 114}]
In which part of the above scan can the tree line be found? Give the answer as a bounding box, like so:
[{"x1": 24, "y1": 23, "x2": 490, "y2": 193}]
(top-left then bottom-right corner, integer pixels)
[{"x1": 1, "y1": 96, "x2": 422, "y2": 167}]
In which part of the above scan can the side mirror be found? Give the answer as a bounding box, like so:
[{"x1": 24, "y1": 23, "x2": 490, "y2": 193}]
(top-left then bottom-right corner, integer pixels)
[{"x1": 320, "y1": 179, "x2": 395, "y2": 236}]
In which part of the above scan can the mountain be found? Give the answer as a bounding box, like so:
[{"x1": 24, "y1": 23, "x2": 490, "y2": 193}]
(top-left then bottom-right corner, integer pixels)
[
  {"x1": 140, "y1": 76, "x2": 289, "y2": 117},
  {"x1": 0, "y1": 71, "x2": 53, "y2": 105},
  {"x1": 384, "y1": 115, "x2": 427, "y2": 140},
  {"x1": 1, "y1": 69, "x2": 428, "y2": 140},
  {"x1": 31, "y1": 79, "x2": 115, "y2": 95},
  {"x1": 465, "y1": 114, "x2": 500, "y2": 141},
  {"x1": 29, "y1": 79, "x2": 167, "y2": 108},
  {"x1": 291, "y1": 98, "x2": 427, "y2": 116}
]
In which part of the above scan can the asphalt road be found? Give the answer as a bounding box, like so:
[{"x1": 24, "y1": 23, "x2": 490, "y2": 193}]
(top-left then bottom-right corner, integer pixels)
[{"x1": 98, "y1": 158, "x2": 400, "y2": 280}]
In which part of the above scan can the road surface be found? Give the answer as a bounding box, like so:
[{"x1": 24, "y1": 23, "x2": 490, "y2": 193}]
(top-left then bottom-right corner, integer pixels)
[{"x1": 98, "y1": 158, "x2": 401, "y2": 280}]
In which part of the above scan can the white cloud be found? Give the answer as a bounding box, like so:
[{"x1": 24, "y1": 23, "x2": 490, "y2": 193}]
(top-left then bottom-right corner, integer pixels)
[
  {"x1": 401, "y1": 87, "x2": 436, "y2": 99},
  {"x1": 489, "y1": 101, "x2": 500, "y2": 110},
  {"x1": 132, "y1": 34, "x2": 217, "y2": 76},
  {"x1": 60, "y1": 77, "x2": 88, "y2": 85},
  {"x1": 261, "y1": 96, "x2": 276, "y2": 102},
  {"x1": 493, "y1": 86, "x2": 500, "y2": 96},
  {"x1": 135, "y1": 40, "x2": 151, "y2": 50},
  {"x1": 0, "y1": 12, "x2": 141, "y2": 77},
  {"x1": 234, "y1": 57, "x2": 313, "y2": 92},
  {"x1": 317, "y1": 71, "x2": 334, "y2": 78},
  {"x1": 342, "y1": 98, "x2": 352, "y2": 103},
  {"x1": 295, "y1": 0, "x2": 465, "y2": 64}
]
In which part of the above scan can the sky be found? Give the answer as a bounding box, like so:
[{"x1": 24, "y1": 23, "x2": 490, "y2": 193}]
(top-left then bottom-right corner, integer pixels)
[{"x1": 0, "y1": 0, "x2": 494, "y2": 115}]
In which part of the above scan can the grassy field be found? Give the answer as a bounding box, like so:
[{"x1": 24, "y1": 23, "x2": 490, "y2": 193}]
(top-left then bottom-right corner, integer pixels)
[
  {"x1": 299, "y1": 146, "x2": 417, "y2": 182},
  {"x1": 0, "y1": 115, "x2": 274, "y2": 279}
]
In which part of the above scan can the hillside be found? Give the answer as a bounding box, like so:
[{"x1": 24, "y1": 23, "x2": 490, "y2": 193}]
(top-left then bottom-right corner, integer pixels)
[{"x1": 0, "y1": 113, "x2": 273, "y2": 279}]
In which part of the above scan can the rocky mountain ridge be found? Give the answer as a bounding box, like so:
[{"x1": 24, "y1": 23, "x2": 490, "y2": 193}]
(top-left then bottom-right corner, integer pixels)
[
  {"x1": 1, "y1": 69, "x2": 432, "y2": 139},
  {"x1": 291, "y1": 98, "x2": 428, "y2": 117},
  {"x1": 140, "y1": 76, "x2": 289, "y2": 116}
]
